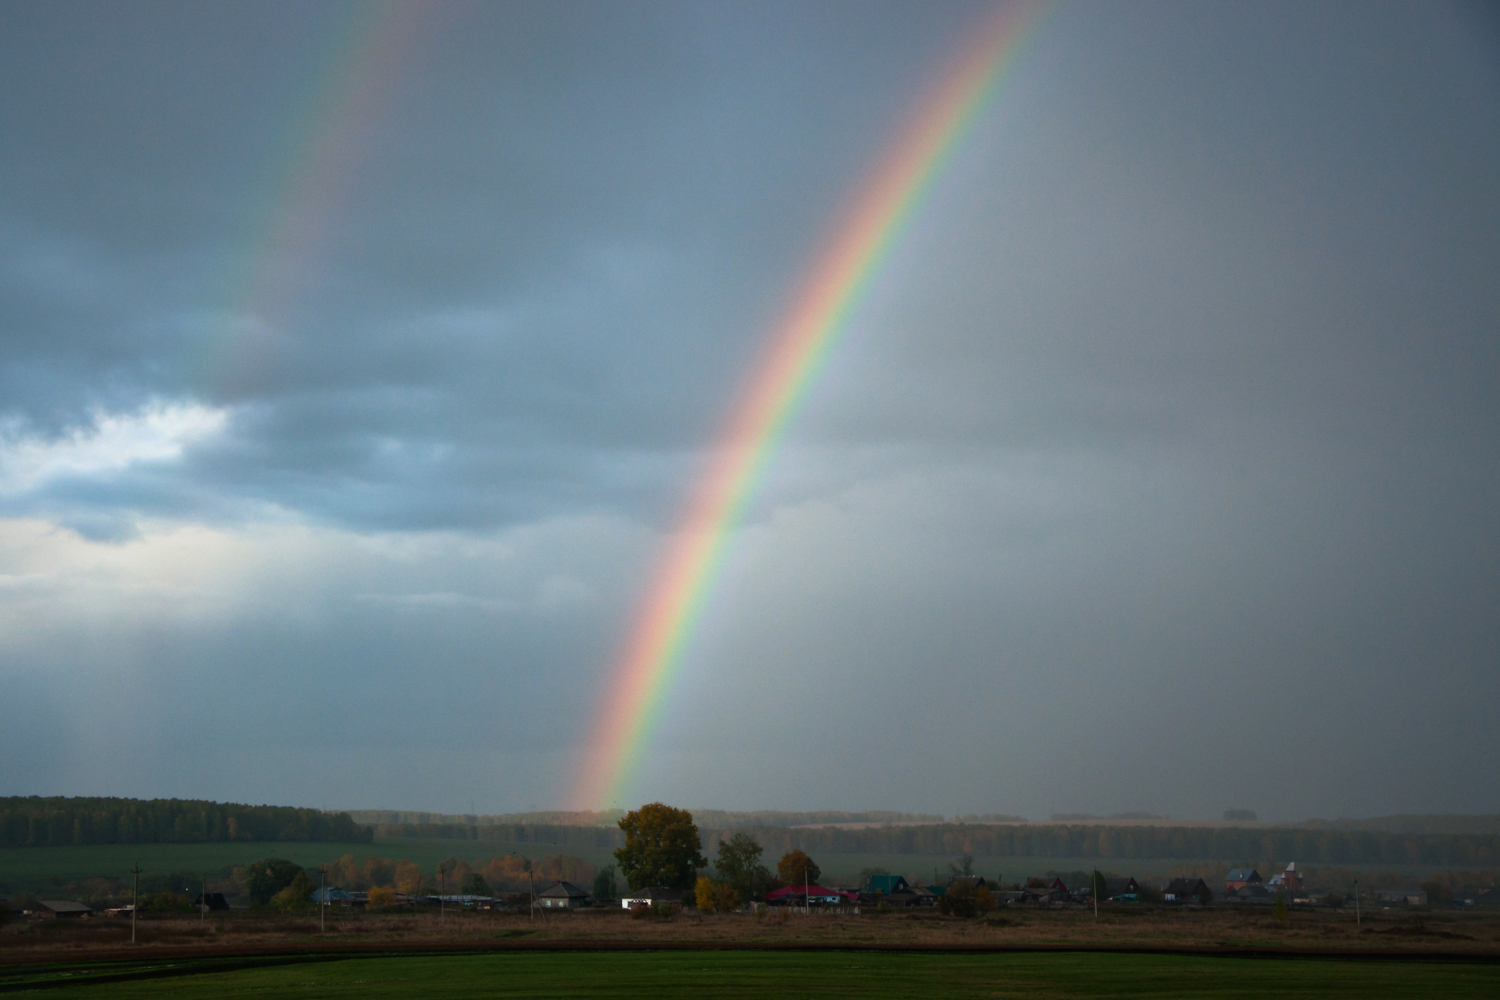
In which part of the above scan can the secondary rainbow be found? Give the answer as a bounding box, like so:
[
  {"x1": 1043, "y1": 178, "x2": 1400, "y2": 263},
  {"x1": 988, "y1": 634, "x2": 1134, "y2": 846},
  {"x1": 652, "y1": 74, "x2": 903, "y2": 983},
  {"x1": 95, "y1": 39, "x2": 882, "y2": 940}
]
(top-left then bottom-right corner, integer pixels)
[
  {"x1": 197, "y1": 1, "x2": 433, "y2": 395},
  {"x1": 574, "y1": 1, "x2": 1046, "y2": 809}
]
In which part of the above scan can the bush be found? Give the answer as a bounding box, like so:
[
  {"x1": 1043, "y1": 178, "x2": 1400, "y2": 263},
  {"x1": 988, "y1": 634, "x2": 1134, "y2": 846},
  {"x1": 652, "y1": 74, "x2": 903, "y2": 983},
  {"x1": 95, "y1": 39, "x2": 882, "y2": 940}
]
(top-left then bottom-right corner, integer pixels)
[
  {"x1": 367, "y1": 885, "x2": 397, "y2": 909},
  {"x1": 939, "y1": 880, "x2": 982, "y2": 918},
  {"x1": 140, "y1": 892, "x2": 194, "y2": 913},
  {"x1": 695, "y1": 875, "x2": 717, "y2": 911},
  {"x1": 629, "y1": 901, "x2": 676, "y2": 920}
]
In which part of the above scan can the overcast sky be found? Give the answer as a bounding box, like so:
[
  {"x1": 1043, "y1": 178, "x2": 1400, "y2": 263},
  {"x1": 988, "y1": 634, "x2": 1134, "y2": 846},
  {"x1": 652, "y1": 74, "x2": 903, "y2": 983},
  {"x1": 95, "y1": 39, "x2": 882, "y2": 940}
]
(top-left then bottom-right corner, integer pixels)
[{"x1": 1, "y1": 0, "x2": 1497, "y2": 822}]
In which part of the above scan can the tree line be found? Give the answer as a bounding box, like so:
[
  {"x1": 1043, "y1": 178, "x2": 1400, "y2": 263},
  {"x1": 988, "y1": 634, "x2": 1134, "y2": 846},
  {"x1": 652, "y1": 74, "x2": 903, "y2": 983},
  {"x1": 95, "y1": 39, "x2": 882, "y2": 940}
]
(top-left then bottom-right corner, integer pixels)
[
  {"x1": 369, "y1": 818, "x2": 1500, "y2": 866},
  {"x1": 352, "y1": 809, "x2": 945, "y2": 829},
  {"x1": 0, "y1": 797, "x2": 371, "y2": 847},
  {"x1": 702, "y1": 823, "x2": 1500, "y2": 867}
]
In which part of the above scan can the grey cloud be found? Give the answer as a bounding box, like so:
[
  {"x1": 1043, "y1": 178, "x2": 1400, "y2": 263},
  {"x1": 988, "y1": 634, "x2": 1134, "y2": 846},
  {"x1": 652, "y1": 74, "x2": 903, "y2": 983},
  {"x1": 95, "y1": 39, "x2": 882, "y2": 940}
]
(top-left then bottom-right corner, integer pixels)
[{"x1": 0, "y1": 1, "x2": 1496, "y2": 818}]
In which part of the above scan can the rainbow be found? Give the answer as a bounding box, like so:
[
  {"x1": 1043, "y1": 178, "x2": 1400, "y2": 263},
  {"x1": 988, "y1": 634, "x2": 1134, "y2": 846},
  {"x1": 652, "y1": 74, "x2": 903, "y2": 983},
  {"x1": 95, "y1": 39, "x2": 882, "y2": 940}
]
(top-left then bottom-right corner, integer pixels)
[
  {"x1": 201, "y1": 1, "x2": 433, "y2": 395},
  {"x1": 574, "y1": 1, "x2": 1046, "y2": 809}
]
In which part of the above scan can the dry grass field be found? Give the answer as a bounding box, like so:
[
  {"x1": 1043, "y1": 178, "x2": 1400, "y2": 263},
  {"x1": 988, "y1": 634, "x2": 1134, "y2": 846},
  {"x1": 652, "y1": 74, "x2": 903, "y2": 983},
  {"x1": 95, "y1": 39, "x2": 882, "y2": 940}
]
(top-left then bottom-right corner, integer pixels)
[{"x1": 3, "y1": 904, "x2": 1498, "y2": 965}]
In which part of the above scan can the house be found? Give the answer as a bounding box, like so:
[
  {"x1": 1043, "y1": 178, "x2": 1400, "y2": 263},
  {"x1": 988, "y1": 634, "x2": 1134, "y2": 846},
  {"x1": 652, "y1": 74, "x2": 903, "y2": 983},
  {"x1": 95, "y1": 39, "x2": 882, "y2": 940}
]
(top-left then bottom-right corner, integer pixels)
[
  {"x1": 1164, "y1": 878, "x2": 1213, "y2": 904},
  {"x1": 1474, "y1": 887, "x2": 1500, "y2": 907},
  {"x1": 1374, "y1": 888, "x2": 1428, "y2": 907},
  {"x1": 37, "y1": 900, "x2": 92, "y2": 919},
  {"x1": 538, "y1": 880, "x2": 592, "y2": 910},
  {"x1": 764, "y1": 885, "x2": 849, "y2": 906},
  {"x1": 310, "y1": 887, "x2": 358, "y2": 906},
  {"x1": 1224, "y1": 868, "x2": 1262, "y2": 895},
  {"x1": 620, "y1": 886, "x2": 683, "y2": 909},
  {"x1": 863, "y1": 874, "x2": 911, "y2": 895},
  {"x1": 1102, "y1": 877, "x2": 1140, "y2": 900},
  {"x1": 193, "y1": 892, "x2": 230, "y2": 911},
  {"x1": 1021, "y1": 877, "x2": 1069, "y2": 904},
  {"x1": 1267, "y1": 863, "x2": 1303, "y2": 894}
]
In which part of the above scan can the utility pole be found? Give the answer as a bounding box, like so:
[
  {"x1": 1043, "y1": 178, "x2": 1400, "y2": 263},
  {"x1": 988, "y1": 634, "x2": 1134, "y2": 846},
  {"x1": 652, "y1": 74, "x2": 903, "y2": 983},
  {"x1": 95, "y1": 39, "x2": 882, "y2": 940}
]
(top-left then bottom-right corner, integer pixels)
[
  {"x1": 440, "y1": 864, "x2": 446, "y2": 924},
  {"x1": 130, "y1": 863, "x2": 141, "y2": 944},
  {"x1": 1092, "y1": 870, "x2": 1100, "y2": 919},
  {"x1": 528, "y1": 861, "x2": 536, "y2": 922},
  {"x1": 1354, "y1": 877, "x2": 1360, "y2": 925},
  {"x1": 201, "y1": 872, "x2": 206, "y2": 928},
  {"x1": 320, "y1": 867, "x2": 326, "y2": 934}
]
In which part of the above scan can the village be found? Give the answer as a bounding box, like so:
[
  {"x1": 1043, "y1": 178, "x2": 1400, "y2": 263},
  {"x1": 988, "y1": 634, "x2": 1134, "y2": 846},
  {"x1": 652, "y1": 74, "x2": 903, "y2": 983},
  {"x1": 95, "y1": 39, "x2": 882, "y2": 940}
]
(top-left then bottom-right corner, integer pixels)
[{"x1": 17, "y1": 855, "x2": 1500, "y2": 924}]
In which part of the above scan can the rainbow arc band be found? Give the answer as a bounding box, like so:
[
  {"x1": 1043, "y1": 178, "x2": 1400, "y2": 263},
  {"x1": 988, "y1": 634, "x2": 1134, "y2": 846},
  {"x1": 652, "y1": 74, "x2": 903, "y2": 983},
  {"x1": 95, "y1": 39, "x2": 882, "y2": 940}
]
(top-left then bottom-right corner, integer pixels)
[{"x1": 574, "y1": 1, "x2": 1047, "y2": 810}]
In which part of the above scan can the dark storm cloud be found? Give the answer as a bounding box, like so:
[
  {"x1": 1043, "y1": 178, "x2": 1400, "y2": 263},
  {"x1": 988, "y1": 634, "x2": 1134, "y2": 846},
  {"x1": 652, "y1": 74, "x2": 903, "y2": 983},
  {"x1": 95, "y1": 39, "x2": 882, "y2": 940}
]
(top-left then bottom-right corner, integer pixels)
[{"x1": 0, "y1": 0, "x2": 994, "y2": 532}]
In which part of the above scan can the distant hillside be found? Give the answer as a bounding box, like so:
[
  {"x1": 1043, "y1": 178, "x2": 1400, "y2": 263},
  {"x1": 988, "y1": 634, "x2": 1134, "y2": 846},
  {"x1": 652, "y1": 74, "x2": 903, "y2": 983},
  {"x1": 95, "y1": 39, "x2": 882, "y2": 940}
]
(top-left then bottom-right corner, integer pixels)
[
  {"x1": 0, "y1": 796, "x2": 370, "y2": 847},
  {"x1": 693, "y1": 810, "x2": 946, "y2": 828},
  {"x1": 348, "y1": 809, "x2": 625, "y2": 828},
  {"x1": 348, "y1": 808, "x2": 944, "y2": 829}
]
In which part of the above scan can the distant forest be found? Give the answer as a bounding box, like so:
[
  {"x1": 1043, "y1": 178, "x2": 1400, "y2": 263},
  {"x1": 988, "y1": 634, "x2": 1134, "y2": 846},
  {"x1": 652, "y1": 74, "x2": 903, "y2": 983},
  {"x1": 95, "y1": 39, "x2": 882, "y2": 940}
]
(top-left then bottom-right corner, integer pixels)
[
  {"x1": 349, "y1": 809, "x2": 946, "y2": 829},
  {"x1": 0, "y1": 797, "x2": 371, "y2": 847},
  {"x1": 1296, "y1": 815, "x2": 1500, "y2": 836},
  {"x1": 705, "y1": 824, "x2": 1500, "y2": 867}
]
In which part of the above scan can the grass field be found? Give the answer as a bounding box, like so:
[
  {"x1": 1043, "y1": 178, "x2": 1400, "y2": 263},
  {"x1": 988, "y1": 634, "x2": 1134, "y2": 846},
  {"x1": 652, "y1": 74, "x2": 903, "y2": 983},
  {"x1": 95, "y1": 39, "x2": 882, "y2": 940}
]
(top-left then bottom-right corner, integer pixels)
[
  {"x1": 1, "y1": 841, "x2": 1485, "y2": 896},
  {"x1": 3, "y1": 950, "x2": 1497, "y2": 998}
]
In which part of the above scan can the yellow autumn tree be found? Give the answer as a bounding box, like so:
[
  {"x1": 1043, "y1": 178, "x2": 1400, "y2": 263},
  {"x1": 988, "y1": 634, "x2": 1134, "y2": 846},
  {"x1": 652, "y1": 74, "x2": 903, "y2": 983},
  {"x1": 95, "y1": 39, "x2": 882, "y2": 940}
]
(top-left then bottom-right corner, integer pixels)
[
  {"x1": 713, "y1": 882, "x2": 742, "y2": 912},
  {"x1": 695, "y1": 874, "x2": 717, "y2": 911},
  {"x1": 395, "y1": 859, "x2": 423, "y2": 895},
  {"x1": 367, "y1": 885, "x2": 397, "y2": 908},
  {"x1": 777, "y1": 850, "x2": 820, "y2": 886}
]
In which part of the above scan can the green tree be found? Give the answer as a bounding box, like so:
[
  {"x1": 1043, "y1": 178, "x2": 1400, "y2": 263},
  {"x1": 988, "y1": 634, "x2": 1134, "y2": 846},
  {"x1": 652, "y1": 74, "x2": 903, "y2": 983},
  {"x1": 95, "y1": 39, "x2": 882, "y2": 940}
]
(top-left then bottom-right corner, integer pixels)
[
  {"x1": 1273, "y1": 894, "x2": 1290, "y2": 923},
  {"x1": 593, "y1": 865, "x2": 618, "y2": 903},
  {"x1": 613, "y1": 803, "x2": 707, "y2": 891},
  {"x1": 462, "y1": 873, "x2": 492, "y2": 896},
  {"x1": 777, "y1": 849, "x2": 820, "y2": 887},
  {"x1": 245, "y1": 857, "x2": 303, "y2": 905},
  {"x1": 1091, "y1": 870, "x2": 1107, "y2": 901},
  {"x1": 271, "y1": 870, "x2": 316, "y2": 911},
  {"x1": 715, "y1": 832, "x2": 772, "y2": 898}
]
